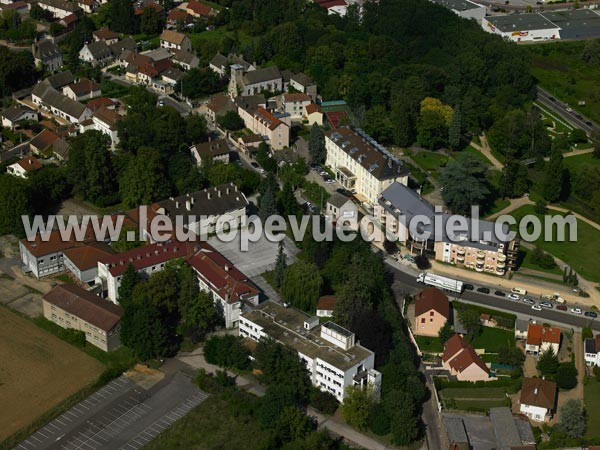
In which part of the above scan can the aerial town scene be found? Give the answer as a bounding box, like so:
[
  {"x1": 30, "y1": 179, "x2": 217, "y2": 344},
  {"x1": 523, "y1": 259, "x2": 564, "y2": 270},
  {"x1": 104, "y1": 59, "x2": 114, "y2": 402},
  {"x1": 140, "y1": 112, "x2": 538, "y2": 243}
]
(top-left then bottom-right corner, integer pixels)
[{"x1": 0, "y1": 0, "x2": 600, "y2": 449}]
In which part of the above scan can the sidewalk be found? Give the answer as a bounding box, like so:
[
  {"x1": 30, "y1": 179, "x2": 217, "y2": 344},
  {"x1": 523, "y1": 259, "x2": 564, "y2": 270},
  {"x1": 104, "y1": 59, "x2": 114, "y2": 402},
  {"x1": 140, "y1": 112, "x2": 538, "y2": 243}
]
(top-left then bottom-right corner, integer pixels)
[{"x1": 470, "y1": 134, "x2": 503, "y2": 170}]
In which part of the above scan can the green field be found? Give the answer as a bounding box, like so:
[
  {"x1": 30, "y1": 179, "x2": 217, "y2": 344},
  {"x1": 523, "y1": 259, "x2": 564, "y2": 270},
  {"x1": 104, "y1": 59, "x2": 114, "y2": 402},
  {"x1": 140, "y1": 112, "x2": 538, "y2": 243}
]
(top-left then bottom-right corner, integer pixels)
[
  {"x1": 470, "y1": 327, "x2": 513, "y2": 353},
  {"x1": 440, "y1": 386, "x2": 511, "y2": 412},
  {"x1": 412, "y1": 151, "x2": 450, "y2": 173},
  {"x1": 563, "y1": 152, "x2": 600, "y2": 172},
  {"x1": 585, "y1": 379, "x2": 600, "y2": 440},
  {"x1": 415, "y1": 335, "x2": 443, "y2": 353},
  {"x1": 525, "y1": 41, "x2": 600, "y2": 124},
  {"x1": 510, "y1": 205, "x2": 600, "y2": 282},
  {"x1": 441, "y1": 387, "x2": 507, "y2": 399}
]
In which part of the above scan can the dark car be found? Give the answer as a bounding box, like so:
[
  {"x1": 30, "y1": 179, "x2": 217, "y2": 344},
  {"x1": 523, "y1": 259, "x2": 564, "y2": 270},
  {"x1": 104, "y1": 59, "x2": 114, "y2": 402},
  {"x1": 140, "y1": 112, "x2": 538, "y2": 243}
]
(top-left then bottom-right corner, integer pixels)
[
  {"x1": 477, "y1": 287, "x2": 490, "y2": 294},
  {"x1": 464, "y1": 284, "x2": 474, "y2": 291},
  {"x1": 250, "y1": 162, "x2": 259, "y2": 169},
  {"x1": 585, "y1": 311, "x2": 598, "y2": 318},
  {"x1": 336, "y1": 188, "x2": 352, "y2": 197},
  {"x1": 556, "y1": 304, "x2": 567, "y2": 311},
  {"x1": 494, "y1": 290, "x2": 506, "y2": 297}
]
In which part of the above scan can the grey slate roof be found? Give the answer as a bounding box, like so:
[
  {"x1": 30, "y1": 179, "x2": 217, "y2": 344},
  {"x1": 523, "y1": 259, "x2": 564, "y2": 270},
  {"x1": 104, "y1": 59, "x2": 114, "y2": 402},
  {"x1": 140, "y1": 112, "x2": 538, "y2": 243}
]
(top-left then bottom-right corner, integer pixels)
[
  {"x1": 328, "y1": 192, "x2": 351, "y2": 209},
  {"x1": 109, "y1": 37, "x2": 137, "y2": 56},
  {"x1": 38, "y1": 0, "x2": 81, "y2": 13},
  {"x1": 210, "y1": 52, "x2": 228, "y2": 68},
  {"x1": 173, "y1": 50, "x2": 198, "y2": 65},
  {"x1": 290, "y1": 72, "x2": 314, "y2": 87},
  {"x1": 489, "y1": 407, "x2": 524, "y2": 450},
  {"x1": 162, "y1": 67, "x2": 184, "y2": 82},
  {"x1": 33, "y1": 39, "x2": 61, "y2": 59},
  {"x1": 243, "y1": 66, "x2": 281, "y2": 86},
  {"x1": 84, "y1": 40, "x2": 112, "y2": 60},
  {"x1": 2, "y1": 105, "x2": 34, "y2": 122},
  {"x1": 515, "y1": 318, "x2": 530, "y2": 334},
  {"x1": 586, "y1": 337, "x2": 596, "y2": 354},
  {"x1": 46, "y1": 70, "x2": 75, "y2": 89},
  {"x1": 33, "y1": 80, "x2": 88, "y2": 119},
  {"x1": 234, "y1": 95, "x2": 266, "y2": 112},
  {"x1": 429, "y1": 0, "x2": 483, "y2": 11},
  {"x1": 486, "y1": 13, "x2": 559, "y2": 32}
]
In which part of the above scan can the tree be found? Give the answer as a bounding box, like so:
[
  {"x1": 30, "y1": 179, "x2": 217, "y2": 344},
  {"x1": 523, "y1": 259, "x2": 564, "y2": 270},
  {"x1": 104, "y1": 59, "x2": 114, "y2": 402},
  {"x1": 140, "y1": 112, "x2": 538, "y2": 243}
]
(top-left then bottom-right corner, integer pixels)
[
  {"x1": 498, "y1": 345, "x2": 525, "y2": 367},
  {"x1": 0, "y1": 47, "x2": 37, "y2": 97},
  {"x1": 109, "y1": 0, "x2": 138, "y2": 34},
  {"x1": 414, "y1": 254, "x2": 430, "y2": 270},
  {"x1": 448, "y1": 106, "x2": 462, "y2": 150},
  {"x1": 178, "y1": 265, "x2": 215, "y2": 340},
  {"x1": 582, "y1": 326, "x2": 593, "y2": 341},
  {"x1": 177, "y1": 69, "x2": 223, "y2": 99},
  {"x1": 340, "y1": 385, "x2": 375, "y2": 430},
  {"x1": 28, "y1": 166, "x2": 71, "y2": 215},
  {"x1": 0, "y1": 174, "x2": 31, "y2": 236},
  {"x1": 279, "y1": 181, "x2": 297, "y2": 217},
  {"x1": 569, "y1": 128, "x2": 588, "y2": 145},
  {"x1": 274, "y1": 240, "x2": 287, "y2": 288},
  {"x1": 259, "y1": 186, "x2": 278, "y2": 223},
  {"x1": 117, "y1": 263, "x2": 139, "y2": 308},
  {"x1": 120, "y1": 305, "x2": 170, "y2": 360},
  {"x1": 537, "y1": 346, "x2": 559, "y2": 376},
  {"x1": 438, "y1": 321, "x2": 453, "y2": 345},
  {"x1": 556, "y1": 363, "x2": 578, "y2": 390},
  {"x1": 203, "y1": 335, "x2": 250, "y2": 370},
  {"x1": 140, "y1": 6, "x2": 163, "y2": 35},
  {"x1": 119, "y1": 147, "x2": 170, "y2": 207},
  {"x1": 530, "y1": 246, "x2": 557, "y2": 270},
  {"x1": 582, "y1": 39, "x2": 600, "y2": 66},
  {"x1": 308, "y1": 123, "x2": 326, "y2": 163},
  {"x1": 534, "y1": 199, "x2": 547, "y2": 214},
  {"x1": 541, "y1": 149, "x2": 566, "y2": 203},
  {"x1": 281, "y1": 261, "x2": 322, "y2": 311},
  {"x1": 500, "y1": 161, "x2": 529, "y2": 199},
  {"x1": 217, "y1": 110, "x2": 245, "y2": 131},
  {"x1": 458, "y1": 309, "x2": 481, "y2": 341},
  {"x1": 390, "y1": 407, "x2": 419, "y2": 446},
  {"x1": 559, "y1": 399, "x2": 586, "y2": 439},
  {"x1": 416, "y1": 97, "x2": 454, "y2": 149},
  {"x1": 440, "y1": 155, "x2": 490, "y2": 215}
]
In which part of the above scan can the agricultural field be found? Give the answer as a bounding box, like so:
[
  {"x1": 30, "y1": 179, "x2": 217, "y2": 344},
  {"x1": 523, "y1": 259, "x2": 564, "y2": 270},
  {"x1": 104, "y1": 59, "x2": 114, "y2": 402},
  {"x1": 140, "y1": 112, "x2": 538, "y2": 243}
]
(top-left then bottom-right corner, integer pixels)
[{"x1": 0, "y1": 307, "x2": 103, "y2": 443}]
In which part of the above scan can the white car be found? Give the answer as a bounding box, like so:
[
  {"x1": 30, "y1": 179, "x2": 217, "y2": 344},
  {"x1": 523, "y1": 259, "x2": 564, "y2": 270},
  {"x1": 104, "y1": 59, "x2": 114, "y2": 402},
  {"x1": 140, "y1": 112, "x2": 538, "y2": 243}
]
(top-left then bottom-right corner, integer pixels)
[
  {"x1": 570, "y1": 307, "x2": 583, "y2": 315},
  {"x1": 531, "y1": 304, "x2": 542, "y2": 311},
  {"x1": 508, "y1": 294, "x2": 520, "y2": 301}
]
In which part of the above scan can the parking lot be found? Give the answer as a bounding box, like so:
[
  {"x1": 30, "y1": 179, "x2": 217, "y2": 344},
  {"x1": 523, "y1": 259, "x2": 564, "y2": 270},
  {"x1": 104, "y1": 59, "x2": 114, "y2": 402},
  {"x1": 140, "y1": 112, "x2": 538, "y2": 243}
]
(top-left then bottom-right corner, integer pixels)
[{"x1": 14, "y1": 372, "x2": 208, "y2": 450}]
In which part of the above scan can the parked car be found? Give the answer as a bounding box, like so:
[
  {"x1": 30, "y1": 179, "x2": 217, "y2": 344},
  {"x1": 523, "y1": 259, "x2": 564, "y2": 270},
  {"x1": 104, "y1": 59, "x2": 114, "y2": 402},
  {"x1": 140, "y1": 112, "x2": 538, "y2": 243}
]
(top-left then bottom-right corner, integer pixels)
[
  {"x1": 556, "y1": 305, "x2": 567, "y2": 311},
  {"x1": 585, "y1": 311, "x2": 598, "y2": 318},
  {"x1": 570, "y1": 307, "x2": 583, "y2": 315},
  {"x1": 532, "y1": 304, "x2": 542, "y2": 311},
  {"x1": 464, "y1": 284, "x2": 474, "y2": 291},
  {"x1": 250, "y1": 162, "x2": 259, "y2": 169},
  {"x1": 523, "y1": 297, "x2": 535, "y2": 305},
  {"x1": 511, "y1": 287, "x2": 527, "y2": 295},
  {"x1": 494, "y1": 290, "x2": 506, "y2": 297},
  {"x1": 336, "y1": 188, "x2": 352, "y2": 197},
  {"x1": 540, "y1": 301, "x2": 553, "y2": 309},
  {"x1": 477, "y1": 287, "x2": 490, "y2": 294},
  {"x1": 508, "y1": 294, "x2": 520, "y2": 301}
]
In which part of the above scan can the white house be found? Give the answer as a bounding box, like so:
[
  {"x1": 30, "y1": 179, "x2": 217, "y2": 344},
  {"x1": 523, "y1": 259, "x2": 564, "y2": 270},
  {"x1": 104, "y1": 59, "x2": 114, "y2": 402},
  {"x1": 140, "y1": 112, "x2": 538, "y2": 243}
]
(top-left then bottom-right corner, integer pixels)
[
  {"x1": 159, "y1": 30, "x2": 192, "y2": 53},
  {"x1": 37, "y1": 0, "x2": 81, "y2": 18},
  {"x1": 63, "y1": 243, "x2": 113, "y2": 284},
  {"x1": 519, "y1": 377, "x2": 557, "y2": 422},
  {"x1": 31, "y1": 80, "x2": 92, "y2": 124},
  {"x1": 1, "y1": 105, "x2": 37, "y2": 129},
  {"x1": 585, "y1": 335, "x2": 600, "y2": 366},
  {"x1": 63, "y1": 78, "x2": 101, "y2": 101},
  {"x1": 7, "y1": 156, "x2": 42, "y2": 179},
  {"x1": 525, "y1": 324, "x2": 561, "y2": 356},
  {"x1": 316, "y1": 295, "x2": 336, "y2": 318},
  {"x1": 190, "y1": 139, "x2": 230, "y2": 166},
  {"x1": 92, "y1": 106, "x2": 120, "y2": 145},
  {"x1": 239, "y1": 301, "x2": 382, "y2": 402}
]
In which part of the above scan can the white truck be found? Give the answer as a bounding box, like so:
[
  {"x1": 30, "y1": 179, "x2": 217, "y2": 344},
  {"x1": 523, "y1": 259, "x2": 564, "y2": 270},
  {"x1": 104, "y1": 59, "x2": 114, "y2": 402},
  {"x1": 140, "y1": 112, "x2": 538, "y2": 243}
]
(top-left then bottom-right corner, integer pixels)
[{"x1": 416, "y1": 272, "x2": 463, "y2": 294}]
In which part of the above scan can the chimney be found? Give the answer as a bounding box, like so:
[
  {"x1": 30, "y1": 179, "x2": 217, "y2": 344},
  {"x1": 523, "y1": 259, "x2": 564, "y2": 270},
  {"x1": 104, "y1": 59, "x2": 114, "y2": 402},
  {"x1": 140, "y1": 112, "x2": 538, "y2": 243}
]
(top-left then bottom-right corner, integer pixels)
[
  {"x1": 534, "y1": 387, "x2": 539, "y2": 396},
  {"x1": 218, "y1": 190, "x2": 222, "y2": 197},
  {"x1": 186, "y1": 200, "x2": 191, "y2": 211},
  {"x1": 175, "y1": 201, "x2": 179, "y2": 208},
  {"x1": 226, "y1": 187, "x2": 230, "y2": 194},
  {"x1": 207, "y1": 192, "x2": 211, "y2": 200},
  {"x1": 224, "y1": 264, "x2": 229, "y2": 272}
]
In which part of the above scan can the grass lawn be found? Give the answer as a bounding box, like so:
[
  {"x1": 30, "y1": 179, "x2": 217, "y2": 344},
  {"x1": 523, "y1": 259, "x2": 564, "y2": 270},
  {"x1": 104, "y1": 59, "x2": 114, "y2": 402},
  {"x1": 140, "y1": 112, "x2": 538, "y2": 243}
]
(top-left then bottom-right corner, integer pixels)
[
  {"x1": 470, "y1": 327, "x2": 513, "y2": 353},
  {"x1": 509, "y1": 205, "x2": 600, "y2": 282},
  {"x1": 525, "y1": 41, "x2": 600, "y2": 125},
  {"x1": 519, "y1": 247, "x2": 564, "y2": 276},
  {"x1": 453, "y1": 399, "x2": 509, "y2": 410},
  {"x1": 441, "y1": 387, "x2": 507, "y2": 399},
  {"x1": 460, "y1": 145, "x2": 495, "y2": 168},
  {"x1": 563, "y1": 152, "x2": 600, "y2": 172},
  {"x1": 415, "y1": 335, "x2": 443, "y2": 353},
  {"x1": 145, "y1": 394, "x2": 271, "y2": 450},
  {"x1": 412, "y1": 151, "x2": 450, "y2": 173},
  {"x1": 485, "y1": 198, "x2": 511, "y2": 217},
  {"x1": 585, "y1": 379, "x2": 600, "y2": 440}
]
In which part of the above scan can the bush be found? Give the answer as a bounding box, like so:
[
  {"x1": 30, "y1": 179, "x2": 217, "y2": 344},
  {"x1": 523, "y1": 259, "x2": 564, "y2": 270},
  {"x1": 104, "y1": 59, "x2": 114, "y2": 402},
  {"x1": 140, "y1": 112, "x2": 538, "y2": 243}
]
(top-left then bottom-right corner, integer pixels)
[
  {"x1": 203, "y1": 335, "x2": 251, "y2": 371},
  {"x1": 414, "y1": 254, "x2": 431, "y2": 270},
  {"x1": 368, "y1": 405, "x2": 391, "y2": 436},
  {"x1": 556, "y1": 363, "x2": 578, "y2": 389},
  {"x1": 309, "y1": 389, "x2": 339, "y2": 415}
]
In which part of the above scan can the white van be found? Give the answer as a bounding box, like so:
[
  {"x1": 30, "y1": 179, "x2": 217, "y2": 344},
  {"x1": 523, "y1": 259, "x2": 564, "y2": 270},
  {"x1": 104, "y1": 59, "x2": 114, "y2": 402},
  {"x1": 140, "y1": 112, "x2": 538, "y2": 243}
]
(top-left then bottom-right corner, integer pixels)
[{"x1": 511, "y1": 287, "x2": 527, "y2": 295}]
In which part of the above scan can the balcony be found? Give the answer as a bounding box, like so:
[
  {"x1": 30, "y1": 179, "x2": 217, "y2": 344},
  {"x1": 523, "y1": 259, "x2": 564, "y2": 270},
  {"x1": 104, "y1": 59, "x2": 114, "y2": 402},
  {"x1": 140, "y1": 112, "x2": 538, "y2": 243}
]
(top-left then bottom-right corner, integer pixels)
[
  {"x1": 456, "y1": 254, "x2": 465, "y2": 263},
  {"x1": 497, "y1": 260, "x2": 506, "y2": 269},
  {"x1": 497, "y1": 253, "x2": 507, "y2": 262},
  {"x1": 457, "y1": 247, "x2": 466, "y2": 256},
  {"x1": 476, "y1": 251, "x2": 486, "y2": 260},
  {"x1": 475, "y1": 263, "x2": 484, "y2": 272},
  {"x1": 496, "y1": 267, "x2": 505, "y2": 275}
]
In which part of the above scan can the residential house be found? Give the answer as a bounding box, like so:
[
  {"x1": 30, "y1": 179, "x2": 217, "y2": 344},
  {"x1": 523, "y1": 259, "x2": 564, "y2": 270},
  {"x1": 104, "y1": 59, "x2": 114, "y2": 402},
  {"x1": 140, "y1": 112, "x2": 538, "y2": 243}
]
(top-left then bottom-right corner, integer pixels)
[
  {"x1": 161, "y1": 67, "x2": 184, "y2": 88},
  {"x1": 325, "y1": 192, "x2": 357, "y2": 223},
  {"x1": 59, "y1": 13, "x2": 79, "y2": 29},
  {"x1": 45, "y1": 70, "x2": 75, "y2": 90},
  {"x1": 86, "y1": 97, "x2": 117, "y2": 113},
  {"x1": 237, "y1": 134, "x2": 263, "y2": 154},
  {"x1": 98, "y1": 241, "x2": 198, "y2": 302},
  {"x1": 584, "y1": 334, "x2": 600, "y2": 366},
  {"x1": 414, "y1": 287, "x2": 450, "y2": 337},
  {"x1": 79, "y1": 40, "x2": 113, "y2": 66},
  {"x1": 525, "y1": 324, "x2": 561, "y2": 356},
  {"x1": 229, "y1": 65, "x2": 283, "y2": 96},
  {"x1": 166, "y1": 9, "x2": 193, "y2": 28},
  {"x1": 32, "y1": 39, "x2": 63, "y2": 71},
  {"x1": 63, "y1": 78, "x2": 101, "y2": 101},
  {"x1": 326, "y1": 128, "x2": 409, "y2": 204},
  {"x1": 92, "y1": 106, "x2": 120, "y2": 146},
  {"x1": 316, "y1": 295, "x2": 336, "y2": 318},
  {"x1": 92, "y1": 27, "x2": 118, "y2": 44},
  {"x1": 442, "y1": 334, "x2": 490, "y2": 381},
  {"x1": 7, "y1": 156, "x2": 42, "y2": 178},
  {"x1": 51, "y1": 137, "x2": 71, "y2": 161},
  {"x1": 239, "y1": 301, "x2": 382, "y2": 402},
  {"x1": 1, "y1": 105, "x2": 37, "y2": 129},
  {"x1": 204, "y1": 93, "x2": 236, "y2": 125},
  {"x1": 108, "y1": 38, "x2": 137, "y2": 58},
  {"x1": 515, "y1": 318, "x2": 530, "y2": 340},
  {"x1": 75, "y1": 0, "x2": 95, "y2": 13},
  {"x1": 519, "y1": 377, "x2": 557, "y2": 422},
  {"x1": 315, "y1": 0, "x2": 350, "y2": 16},
  {"x1": 0, "y1": 1, "x2": 28, "y2": 14},
  {"x1": 31, "y1": 80, "x2": 92, "y2": 124},
  {"x1": 188, "y1": 243, "x2": 260, "y2": 328},
  {"x1": 277, "y1": 92, "x2": 311, "y2": 122},
  {"x1": 43, "y1": 284, "x2": 124, "y2": 352},
  {"x1": 305, "y1": 103, "x2": 323, "y2": 126},
  {"x1": 185, "y1": 0, "x2": 215, "y2": 18},
  {"x1": 375, "y1": 182, "x2": 520, "y2": 274},
  {"x1": 190, "y1": 139, "x2": 230, "y2": 166},
  {"x1": 135, "y1": 59, "x2": 175, "y2": 93},
  {"x1": 237, "y1": 105, "x2": 290, "y2": 150},
  {"x1": 289, "y1": 72, "x2": 317, "y2": 101},
  {"x1": 209, "y1": 53, "x2": 255, "y2": 77},
  {"x1": 29, "y1": 128, "x2": 60, "y2": 155},
  {"x1": 172, "y1": 50, "x2": 199, "y2": 70},
  {"x1": 159, "y1": 30, "x2": 192, "y2": 53},
  {"x1": 37, "y1": 0, "x2": 81, "y2": 18},
  {"x1": 150, "y1": 183, "x2": 248, "y2": 236},
  {"x1": 63, "y1": 243, "x2": 114, "y2": 284}
]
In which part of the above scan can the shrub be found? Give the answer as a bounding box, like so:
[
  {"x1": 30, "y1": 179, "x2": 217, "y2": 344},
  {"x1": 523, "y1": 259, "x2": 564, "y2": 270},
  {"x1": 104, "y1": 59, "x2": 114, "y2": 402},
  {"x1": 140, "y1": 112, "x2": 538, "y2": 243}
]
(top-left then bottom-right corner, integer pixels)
[
  {"x1": 309, "y1": 389, "x2": 339, "y2": 415},
  {"x1": 203, "y1": 335, "x2": 251, "y2": 371},
  {"x1": 368, "y1": 405, "x2": 391, "y2": 435},
  {"x1": 556, "y1": 363, "x2": 578, "y2": 389}
]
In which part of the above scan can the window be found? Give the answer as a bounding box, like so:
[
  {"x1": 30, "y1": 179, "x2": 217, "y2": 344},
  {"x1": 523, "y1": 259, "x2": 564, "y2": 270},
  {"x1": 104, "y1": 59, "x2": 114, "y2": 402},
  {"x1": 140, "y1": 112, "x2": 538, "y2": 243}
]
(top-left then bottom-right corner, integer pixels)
[{"x1": 421, "y1": 318, "x2": 426, "y2": 324}]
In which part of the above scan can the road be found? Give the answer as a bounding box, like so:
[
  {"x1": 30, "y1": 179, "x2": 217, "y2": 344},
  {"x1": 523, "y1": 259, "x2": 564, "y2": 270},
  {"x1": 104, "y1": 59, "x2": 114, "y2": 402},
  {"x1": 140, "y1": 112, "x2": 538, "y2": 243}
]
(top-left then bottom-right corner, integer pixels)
[
  {"x1": 536, "y1": 87, "x2": 600, "y2": 136},
  {"x1": 387, "y1": 262, "x2": 600, "y2": 332}
]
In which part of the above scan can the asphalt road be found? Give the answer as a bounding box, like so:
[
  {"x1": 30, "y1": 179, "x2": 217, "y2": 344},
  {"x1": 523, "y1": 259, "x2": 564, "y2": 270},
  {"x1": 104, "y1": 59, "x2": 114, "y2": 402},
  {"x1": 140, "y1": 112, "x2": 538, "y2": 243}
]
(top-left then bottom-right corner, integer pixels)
[
  {"x1": 387, "y1": 263, "x2": 600, "y2": 331},
  {"x1": 536, "y1": 86, "x2": 600, "y2": 136}
]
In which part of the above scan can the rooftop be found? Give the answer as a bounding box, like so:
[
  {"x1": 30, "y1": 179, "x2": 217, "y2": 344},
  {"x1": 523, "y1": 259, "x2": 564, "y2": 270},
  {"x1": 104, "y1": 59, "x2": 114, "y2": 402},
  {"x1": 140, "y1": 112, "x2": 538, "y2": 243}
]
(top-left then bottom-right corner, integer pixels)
[
  {"x1": 520, "y1": 377, "x2": 556, "y2": 410},
  {"x1": 160, "y1": 30, "x2": 188, "y2": 45},
  {"x1": 316, "y1": 295, "x2": 336, "y2": 311},
  {"x1": 526, "y1": 323, "x2": 561, "y2": 346},
  {"x1": 486, "y1": 13, "x2": 559, "y2": 32},
  {"x1": 242, "y1": 301, "x2": 374, "y2": 371},
  {"x1": 43, "y1": 284, "x2": 123, "y2": 332},
  {"x1": 430, "y1": 0, "x2": 484, "y2": 11},
  {"x1": 63, "y1": 242, "x2": 113, "y2": 271},
  {"x1": 414, "y1": 287, "x2": 449, "y2": 318},
  {"x1": 242, "y1": 66, "x2": 282, "y2": 86},
  {"x1": 191, "y1": 139, "x2": 230, "y2": 158},
  {"x1": 12, "y1": 156, "x2": 42, "y2": 172}
]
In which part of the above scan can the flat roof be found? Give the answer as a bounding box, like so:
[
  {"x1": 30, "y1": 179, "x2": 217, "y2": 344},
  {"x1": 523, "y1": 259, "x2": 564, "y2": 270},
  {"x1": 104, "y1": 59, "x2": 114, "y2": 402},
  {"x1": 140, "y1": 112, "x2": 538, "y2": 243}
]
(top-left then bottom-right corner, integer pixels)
[
  {"x1": 544, "y1": 9, "x2": 600, "y2": 40},
  {"x1": 430, "y1": 0, "x2": 484, "y2": 12},
  {"x1": 242, "y1": 301, "x2": 373, "y2": 371},
  {"x1": 486, "y1": 13, "x2": 559, "y2": 32}
]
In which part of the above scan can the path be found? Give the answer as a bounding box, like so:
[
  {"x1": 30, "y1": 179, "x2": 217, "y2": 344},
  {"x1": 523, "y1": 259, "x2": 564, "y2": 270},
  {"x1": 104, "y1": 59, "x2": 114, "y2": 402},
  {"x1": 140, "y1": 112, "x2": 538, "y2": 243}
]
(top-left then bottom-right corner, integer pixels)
[
  {"x1": 470, "y1": 133, "x2": 503, "y2": 170},
  {"x1": 486, "y1": 197, "x2": 534, "y2": 219},
  {"x1": 549, "y1": 147, "x2": 596, "y2": 160}
]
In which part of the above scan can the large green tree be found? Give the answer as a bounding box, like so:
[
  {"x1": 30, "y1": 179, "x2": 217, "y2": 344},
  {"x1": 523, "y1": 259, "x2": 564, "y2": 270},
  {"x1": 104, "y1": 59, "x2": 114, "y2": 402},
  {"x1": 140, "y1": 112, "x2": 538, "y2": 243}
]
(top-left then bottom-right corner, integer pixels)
[
  {"x1": 119, "y1": 147, "x2": 170, "y2": 207},
  {"x1": 308, "y1": 123, "x2": 326, "y2": 163},
  {"x1": 541, "y1": 149, "x2": 566, "y2": 203},
  {"x1": 559, "y1": 399, "x2": 586, "y2": 439},
  {"x1": 280, "y1": 261, "x2": 322, "y2": 311},
  {"x1": 537, "y1": 346, "x2": 559, "y2": 376},
  {"x1": 340, "y1": 385, "x2": 375, "y2": 430},
  {"x1": 440, "y1": 154, "x2": 490, "y2": 215},
  {"x1": 0, "y1": 174, "x2": 31, "y2": 236}
]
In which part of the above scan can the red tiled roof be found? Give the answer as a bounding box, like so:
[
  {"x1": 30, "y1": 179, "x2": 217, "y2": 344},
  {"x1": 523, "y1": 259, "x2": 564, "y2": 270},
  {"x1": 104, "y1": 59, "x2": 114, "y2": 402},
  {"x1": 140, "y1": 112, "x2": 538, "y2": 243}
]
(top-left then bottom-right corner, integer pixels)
[
  {"x1": 442, "y1": 334, "x2": 467, "y2": 363},
  {"x1": 256, "y1": 107, "x2": 282, "y2": 131},
  {"x1": 414, "y1": 287, "x2": 449, "y2": 319},
  {"x1": 93, "y1": 27, "x2": 117, "y2": 41},
  {"x1": 138, "y1": 59, "x2": 173, "y2": 78},
  {"x1": 315, "y1": 0, "x2": 347, "y2": 8},
  {"x1": 520, "y1": 377, "x2": 557, "y2": 409},
  {"x1": 324, "y1": 110, "x2": 349, "y2": 129},
  {"x1": 167, "y1": 9, "x2": 190, "y2": 22},
  {"x1": 60, "y1": 13, "x2": 79, "y2": 26},
  {"x1": 30, "y1": 129, "x2": 59, "y2": 151},
  {"x1": 20, "y1": 228, "x2": 96, "y2": 258},
  {"x1": 305, "y1": 103, "x2": 321, "y2": 115},
  {"x1": 283, "y1": 93, "x2": 311, "y2": 102},
  {"x1": 86, "y1": 97, "x2": 116, "y2": 112},
  {"x1": 526, "y1": 323, "x2": 561, "y2": 346},
  {"x1": 63, "y1": 242, "x2": 113, "y2": 271},
  {"x1": 14, "y1": 156, "x2": 42, "y2": 172},
  {"x1": 187, "y1": 0, "x2": 212, "y2": 16},
  {"x1": 442, "y1": 333, "x2": 489, "y2": 376}
]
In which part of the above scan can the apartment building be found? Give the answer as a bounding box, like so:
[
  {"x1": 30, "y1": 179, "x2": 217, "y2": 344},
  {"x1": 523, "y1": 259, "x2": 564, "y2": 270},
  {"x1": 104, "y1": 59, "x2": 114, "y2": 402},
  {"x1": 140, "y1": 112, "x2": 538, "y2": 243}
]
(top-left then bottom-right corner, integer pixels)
[
  {"x1": 188, "y1": 244, "x2": 260, "y2": 328},
  {"x1": 276, "y1": 93, "x2": 312, "y2": 122},
  {"x1": 43, "y1": 284, "x2": 124, "y2": 352},
  {"x1": 325, "y1": 128, "x2": 409, "y2": 204},
  {"x1": 239, "y1": 301, "x2": 382, "y2": 402},
  {"x1": 375, "y1": 182, "x2": 520, "y2": 276},
  {"x1": 236, "y1": 101, "x2": 290, "y2": 150},
  {"x1": 32, "y1": 39, "x2": 63, "y2": 72},
  {"x1": 151, "y1": 183, "x2": 248, "y2": 236}
]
